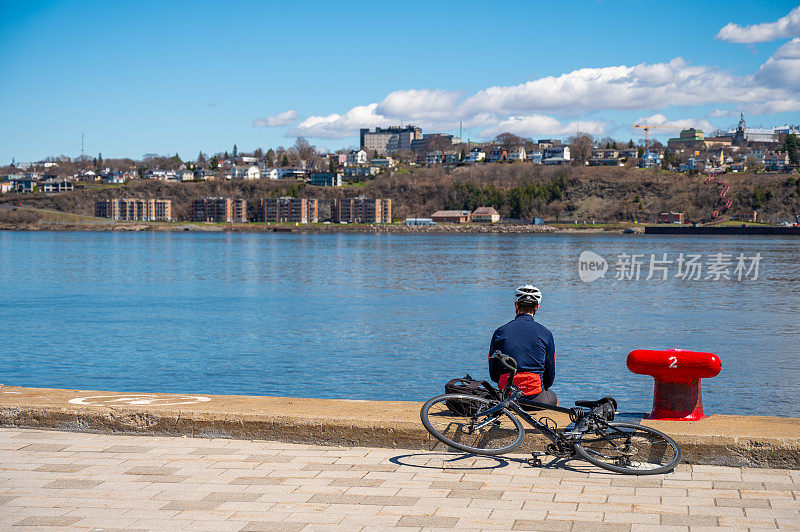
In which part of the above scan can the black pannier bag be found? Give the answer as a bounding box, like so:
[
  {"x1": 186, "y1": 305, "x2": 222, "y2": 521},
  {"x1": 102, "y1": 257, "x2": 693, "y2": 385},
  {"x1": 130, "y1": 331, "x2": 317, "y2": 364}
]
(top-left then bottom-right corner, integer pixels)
[{"x1": 444, "y1": 374, "x2": 501, "y2": 415}]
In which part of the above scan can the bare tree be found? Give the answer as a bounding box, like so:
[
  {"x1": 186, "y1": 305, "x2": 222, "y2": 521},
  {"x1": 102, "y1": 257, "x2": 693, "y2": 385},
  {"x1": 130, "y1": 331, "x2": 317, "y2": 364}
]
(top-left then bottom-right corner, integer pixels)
[
  {"x1": 745, "y1": 155, "x2": 764, "y2": 172},
  {"x1": 420, "y1": 136, "x2": 452, "y2": 153},
  {"x1": 599, "y1": 136, "x2": 618, "y2": 149},
  {"x1": 293, "y1": 137, "x2": 316, "y2": 162},
  {"x1": 394, "y1": 149, "x2": 415, "y2": 163},
  {"x1": 285, "y1": 147, "x2": 300, "y2": 166},
  {"x1": 493, "y1": 132, "x2": 527, "y2": 152},
  {"x1": 568, "y1": 132, "x2": 594, "y2": 165},
  {"x1": 275, "y1": 146, "x2": 287, "y2": 167}
]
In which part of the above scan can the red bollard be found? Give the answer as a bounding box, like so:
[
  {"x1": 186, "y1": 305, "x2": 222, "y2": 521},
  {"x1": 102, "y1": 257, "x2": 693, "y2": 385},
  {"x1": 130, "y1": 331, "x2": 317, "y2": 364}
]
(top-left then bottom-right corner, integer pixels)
[{"x1": 627, "y1": 349, "x2": 722, "y2": 421}]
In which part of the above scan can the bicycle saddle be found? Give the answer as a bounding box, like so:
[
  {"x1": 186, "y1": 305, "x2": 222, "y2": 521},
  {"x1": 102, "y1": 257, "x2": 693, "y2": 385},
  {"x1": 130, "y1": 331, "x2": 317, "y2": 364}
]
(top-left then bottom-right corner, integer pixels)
[
  {"x1": 575, "y1": 396, "x2": 617, "y2": 410},
  {"x1": 574, "y1": 399, "x2": 606, "y2": 408}
]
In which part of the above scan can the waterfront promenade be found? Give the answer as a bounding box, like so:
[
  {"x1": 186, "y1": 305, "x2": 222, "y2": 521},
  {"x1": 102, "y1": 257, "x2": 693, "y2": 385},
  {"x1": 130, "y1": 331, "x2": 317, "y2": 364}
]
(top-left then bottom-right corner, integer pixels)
[{"x1": 2, "y1": 427, "x2": 799, "y2": 531}]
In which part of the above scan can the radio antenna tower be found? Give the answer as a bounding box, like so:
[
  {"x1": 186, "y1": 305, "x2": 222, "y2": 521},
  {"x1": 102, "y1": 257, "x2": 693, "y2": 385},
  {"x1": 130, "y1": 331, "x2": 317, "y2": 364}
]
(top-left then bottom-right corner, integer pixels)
[
  {"x1": 81, "y1": 133, "x2": 85, "y2": 158},
  {"x1": 459, "y1": 121, "x2": 463, "y2": 141}
]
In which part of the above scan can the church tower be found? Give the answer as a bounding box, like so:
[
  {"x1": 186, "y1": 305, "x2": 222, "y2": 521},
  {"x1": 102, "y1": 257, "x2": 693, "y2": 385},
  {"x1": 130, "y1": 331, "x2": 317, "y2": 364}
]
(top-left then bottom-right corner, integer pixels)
[{"x1": 734, "y1": 111, "x2": 747, "y2": 144}]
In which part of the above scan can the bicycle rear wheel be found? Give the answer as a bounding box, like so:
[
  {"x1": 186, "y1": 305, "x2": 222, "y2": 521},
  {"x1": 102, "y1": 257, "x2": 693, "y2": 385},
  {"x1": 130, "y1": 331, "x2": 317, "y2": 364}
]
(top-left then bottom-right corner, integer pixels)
[
  {"x1": 573, "y1": 422, "x2": 682, "y2": 475},
  {"x1": 420, "y1": 394, "x2": 524, "y2": 456}
]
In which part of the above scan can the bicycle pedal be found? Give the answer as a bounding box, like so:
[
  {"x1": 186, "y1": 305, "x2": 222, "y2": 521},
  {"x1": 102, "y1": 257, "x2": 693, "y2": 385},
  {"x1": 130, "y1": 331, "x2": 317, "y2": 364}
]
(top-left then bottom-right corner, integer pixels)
[{"x1": 530, "y1": 451, "x2": 547, "y2": 457}]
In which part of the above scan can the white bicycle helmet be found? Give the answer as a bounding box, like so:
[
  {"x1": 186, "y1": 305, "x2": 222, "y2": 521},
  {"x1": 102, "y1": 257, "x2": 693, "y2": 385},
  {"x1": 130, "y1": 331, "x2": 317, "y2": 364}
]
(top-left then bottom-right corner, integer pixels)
[{"x1": 514, "y1": 285, "x2": 542, "y2": 305}]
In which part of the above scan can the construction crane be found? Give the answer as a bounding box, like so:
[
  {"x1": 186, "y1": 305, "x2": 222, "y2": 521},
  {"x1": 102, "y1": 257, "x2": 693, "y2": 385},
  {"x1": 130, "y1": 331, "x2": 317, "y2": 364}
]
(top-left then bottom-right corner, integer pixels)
[{"x1": 633, "y1": 124, "x2": 669, "y2": 154}]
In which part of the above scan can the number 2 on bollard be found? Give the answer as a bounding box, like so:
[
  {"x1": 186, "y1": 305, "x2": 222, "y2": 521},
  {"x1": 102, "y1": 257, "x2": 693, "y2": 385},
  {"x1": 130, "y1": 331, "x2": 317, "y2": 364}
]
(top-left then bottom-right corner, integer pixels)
[{"x1": 668, "y1": 356, "x2": 678, "y2": 368}]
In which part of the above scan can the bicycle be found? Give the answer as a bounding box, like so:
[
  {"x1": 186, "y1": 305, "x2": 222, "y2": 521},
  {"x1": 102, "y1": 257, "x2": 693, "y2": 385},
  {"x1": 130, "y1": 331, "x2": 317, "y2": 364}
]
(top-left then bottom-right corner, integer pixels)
[{"x1": 420, "y1": 352, "x2": 682, "y2": 475}]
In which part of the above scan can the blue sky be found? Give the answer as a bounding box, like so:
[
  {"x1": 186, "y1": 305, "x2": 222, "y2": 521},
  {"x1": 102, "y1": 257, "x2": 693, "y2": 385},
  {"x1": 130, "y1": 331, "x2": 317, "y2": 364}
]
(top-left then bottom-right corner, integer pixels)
[{"x1": 1, "y1": 0, "x2": 799, "y2": 162}]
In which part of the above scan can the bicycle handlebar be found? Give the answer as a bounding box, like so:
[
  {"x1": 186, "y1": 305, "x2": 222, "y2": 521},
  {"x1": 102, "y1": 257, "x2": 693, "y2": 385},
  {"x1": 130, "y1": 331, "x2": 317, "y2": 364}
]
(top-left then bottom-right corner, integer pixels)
[
  {"x1": 491, "y1": 350, "x2": 517, "y2": 371},
  {"x1": 491, "y1": 351, "x2": 517, "y2": 395}
]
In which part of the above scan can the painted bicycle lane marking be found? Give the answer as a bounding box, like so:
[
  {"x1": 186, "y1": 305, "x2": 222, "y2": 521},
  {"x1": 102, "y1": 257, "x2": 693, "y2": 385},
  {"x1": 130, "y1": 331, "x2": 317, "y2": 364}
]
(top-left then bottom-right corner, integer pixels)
[{"x1": 68, "y1": 394, "x2": 211, "y2": 407}]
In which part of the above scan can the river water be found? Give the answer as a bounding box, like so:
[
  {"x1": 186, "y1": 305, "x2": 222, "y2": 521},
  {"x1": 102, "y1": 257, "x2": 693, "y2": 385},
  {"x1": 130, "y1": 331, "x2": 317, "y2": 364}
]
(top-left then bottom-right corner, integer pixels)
[{"x1": 0, "y1": 231, "x2": 798, "y2": 417}]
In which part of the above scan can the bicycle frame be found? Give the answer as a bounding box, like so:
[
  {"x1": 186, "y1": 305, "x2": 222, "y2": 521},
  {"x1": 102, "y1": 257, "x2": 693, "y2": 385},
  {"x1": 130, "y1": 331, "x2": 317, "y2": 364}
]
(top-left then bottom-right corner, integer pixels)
[
  {"x1": 468, "y1": 387, "x2": 605, "y2": 450},
  {"x1": 479, "y1": 353, "x2": 633, "y2": 457}
]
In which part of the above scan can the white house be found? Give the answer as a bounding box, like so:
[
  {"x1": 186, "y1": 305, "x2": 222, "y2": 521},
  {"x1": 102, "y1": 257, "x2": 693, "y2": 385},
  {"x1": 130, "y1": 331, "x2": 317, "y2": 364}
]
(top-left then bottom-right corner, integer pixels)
[
  {"x1": 230, "y1": 165, "x2": 261, "y2": 180},
  {"x1": 145, "y1": 170, "x2": 169, "y2": 180},
  {"x1": 464, "y1": 148, "x2": 485, "y2": 163},
  {"x1": 507, "y1": 146, "x2": 527, "y2": 162},
  {"x1": 0, "y1": 182, "x2": 13, "y2": 193},
  {"x1": 277, "y1": 168, "x2": 306, "y2": 179},
  {"x1": 543, "y1": 146, "x2": 570, "y2": 161},
  {"x1": 263, "y1": 168, "x2": 279, "y2": 180},
  {"x1": 527, "y1": 151, "x2": 543, "y2": 164},
  {"x1": 176, "y1": 169, "x2": 195, "y2": 181},
  {"x1": 346, "y1": 149, "x2": 368, "y2": 166}
]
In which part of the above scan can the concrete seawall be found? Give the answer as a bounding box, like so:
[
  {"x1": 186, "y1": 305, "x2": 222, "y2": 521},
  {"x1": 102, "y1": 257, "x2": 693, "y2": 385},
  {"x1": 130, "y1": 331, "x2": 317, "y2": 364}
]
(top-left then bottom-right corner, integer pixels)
[
  {"x1": 645, "y1": 225, "x2": 800, "y2": 235},
  {"x1": 1, "y1": 385, "x2": 798, "y2": 469}
]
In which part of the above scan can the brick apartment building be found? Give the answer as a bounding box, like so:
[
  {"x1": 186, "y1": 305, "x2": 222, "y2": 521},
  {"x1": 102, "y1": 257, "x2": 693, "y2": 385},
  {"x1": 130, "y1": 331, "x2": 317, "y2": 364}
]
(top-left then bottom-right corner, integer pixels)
[
  {"x1": 258, "y1": 197, "x2": 319, "y2": 223},
  {"x1": 191, "y1": 197, "x2": 247, "y2": 223},
  {"x1": 332, "y1": 197, "x2": 392, "y2": 223},
  {"x1": 360, "y1": 126, "x2": 422, "y2": 156},
  {"x1": 95, "y1": 198, "x2": 172, "y2": 221}
]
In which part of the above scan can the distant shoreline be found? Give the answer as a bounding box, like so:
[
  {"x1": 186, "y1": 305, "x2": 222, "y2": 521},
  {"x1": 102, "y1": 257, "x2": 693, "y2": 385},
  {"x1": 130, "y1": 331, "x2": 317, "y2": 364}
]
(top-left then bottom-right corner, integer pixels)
[
  {"x1": 0, "y1": 221, "x2": 607, "y2": 234},
  {"x1": 3, "y1": 220, "x2": 794, "y2": 236}
]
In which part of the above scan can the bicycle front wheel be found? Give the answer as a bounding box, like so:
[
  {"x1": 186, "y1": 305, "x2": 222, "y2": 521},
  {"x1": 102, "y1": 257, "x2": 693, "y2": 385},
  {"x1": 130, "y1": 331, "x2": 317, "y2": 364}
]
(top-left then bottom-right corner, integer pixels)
[
  {"x1": 420, "y1": 394, "x2": 524, "y2": 455},
  {"x1": 573, "y1": 422, "x2": 682, "y2": 475}
]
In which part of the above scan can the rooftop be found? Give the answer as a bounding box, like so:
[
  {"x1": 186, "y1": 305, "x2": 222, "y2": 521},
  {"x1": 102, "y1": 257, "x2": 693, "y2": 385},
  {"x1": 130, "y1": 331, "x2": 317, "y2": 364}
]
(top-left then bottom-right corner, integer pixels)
[{"x1": 432, "y1": 210, "x2": 470, "y2": 217}]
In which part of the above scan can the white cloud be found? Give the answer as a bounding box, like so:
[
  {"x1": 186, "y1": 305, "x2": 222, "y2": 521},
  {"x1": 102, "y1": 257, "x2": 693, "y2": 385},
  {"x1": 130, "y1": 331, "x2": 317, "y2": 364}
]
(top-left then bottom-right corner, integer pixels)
[
  {"x1": 376, "y1": 89, "x2": 462, "y2": 121},
  {"x1": 287, "y1": 104, "x2": 387, "y2": 139},
  {"x1": 253, "y1": 110, "x2": 299, "y2": 127},
  {"x1": 460, "y1": 58, "x2": 795, "y2": 115},
  {"x1": 634, "y1": 114, "x2": 715, "y2": 134},
  {"x1": 707, "y1": 109, "x2": 735, "y2": 118},
  {"x1": 716, "y1": 6, "x2": 800, "y2": 43},
  {"x1": 276, "y1": 45, "x2": 799, "y2": 140},
  {"x1": 755, "y1": 37, "x2": 800, "y2": 88},
  {"x1": 748, "y1": 99, "x2": 800, "y2": 114},
  {"x1": 479, "y1": 115, "x2": 607, "y2": 138}
]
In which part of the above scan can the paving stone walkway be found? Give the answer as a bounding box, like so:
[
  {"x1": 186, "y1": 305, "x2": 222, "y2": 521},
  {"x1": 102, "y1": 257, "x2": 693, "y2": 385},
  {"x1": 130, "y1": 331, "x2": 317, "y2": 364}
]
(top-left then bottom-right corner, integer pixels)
[{"x1": 0, "y1": 428, "x2": 798, "y2": 531}]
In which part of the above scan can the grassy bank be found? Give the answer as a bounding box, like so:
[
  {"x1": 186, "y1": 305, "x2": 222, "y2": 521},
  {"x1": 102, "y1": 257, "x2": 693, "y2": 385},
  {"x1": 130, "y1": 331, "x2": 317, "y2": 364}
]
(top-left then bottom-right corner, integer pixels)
[{"x1": 1, "y1": 165, "x2": 798, "y2": 224}]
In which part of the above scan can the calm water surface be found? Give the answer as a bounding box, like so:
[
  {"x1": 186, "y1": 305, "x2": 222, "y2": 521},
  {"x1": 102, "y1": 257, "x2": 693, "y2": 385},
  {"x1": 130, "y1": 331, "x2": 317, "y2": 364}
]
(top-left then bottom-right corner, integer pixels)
[{"x1": 0, "y1": 231, "x2": 798, "y2": 417}]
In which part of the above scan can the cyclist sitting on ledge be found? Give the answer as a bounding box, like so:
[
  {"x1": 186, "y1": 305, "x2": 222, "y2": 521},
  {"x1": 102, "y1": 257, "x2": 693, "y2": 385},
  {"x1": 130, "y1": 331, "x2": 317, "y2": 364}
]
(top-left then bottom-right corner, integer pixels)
[{"x1": 489, "y1": 285, "x2": 558, "y2": 408}]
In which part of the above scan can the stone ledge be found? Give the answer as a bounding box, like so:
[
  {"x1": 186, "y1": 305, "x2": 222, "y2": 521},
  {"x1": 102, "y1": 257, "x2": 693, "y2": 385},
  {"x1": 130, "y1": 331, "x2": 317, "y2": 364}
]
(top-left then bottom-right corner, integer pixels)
[{"x1": 1, "y1": 385, "x2": 798, "y2": 468}]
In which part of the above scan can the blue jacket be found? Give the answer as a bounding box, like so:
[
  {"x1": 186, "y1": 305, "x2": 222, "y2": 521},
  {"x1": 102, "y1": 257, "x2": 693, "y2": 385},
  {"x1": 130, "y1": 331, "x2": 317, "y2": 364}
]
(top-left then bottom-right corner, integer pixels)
[{"x1": 489, "y1": 314, "x2": 556, "y2": 391}]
